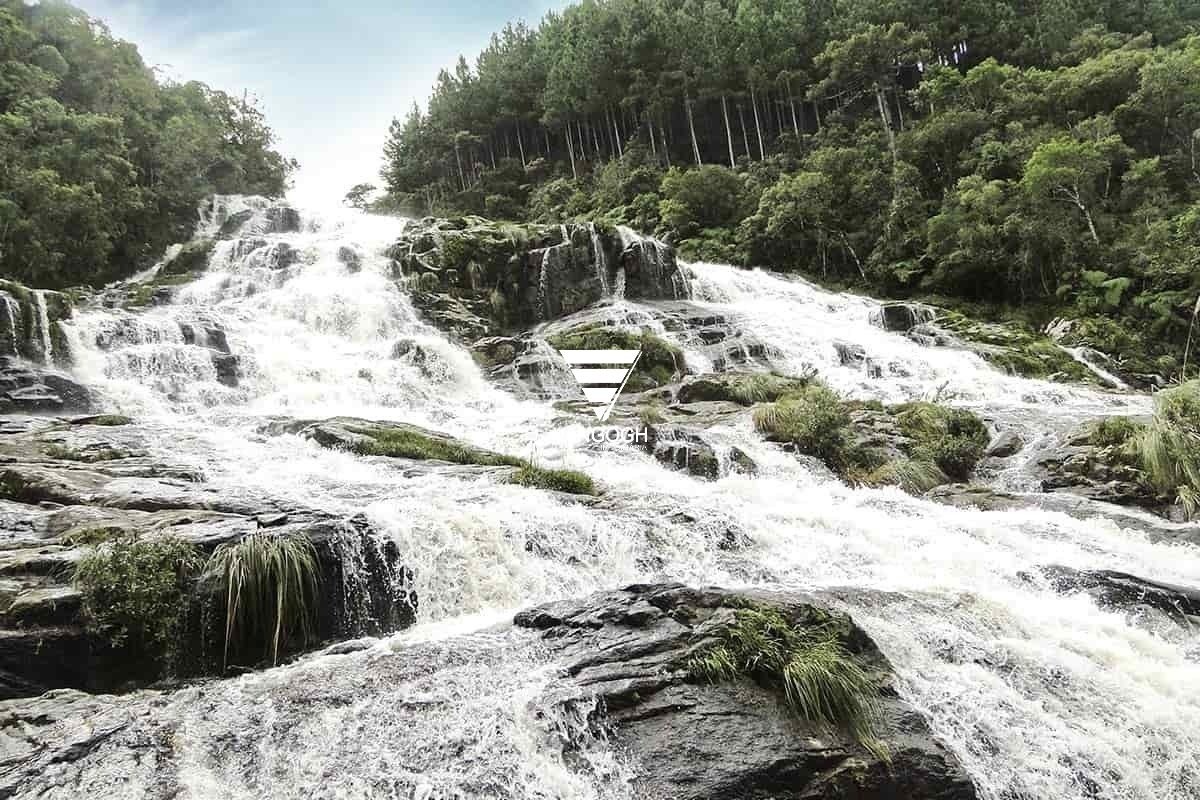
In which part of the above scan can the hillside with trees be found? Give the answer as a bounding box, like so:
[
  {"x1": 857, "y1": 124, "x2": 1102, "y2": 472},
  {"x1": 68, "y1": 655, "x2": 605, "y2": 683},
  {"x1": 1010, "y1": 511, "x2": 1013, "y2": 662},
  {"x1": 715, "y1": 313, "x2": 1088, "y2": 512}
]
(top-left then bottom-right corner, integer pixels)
[
  {"x1": 379, "y1": 0, "x2": 1200, "y2": 378},
  {"x1": 0, "y1": 0, "x2": 295, "y2": 288}
]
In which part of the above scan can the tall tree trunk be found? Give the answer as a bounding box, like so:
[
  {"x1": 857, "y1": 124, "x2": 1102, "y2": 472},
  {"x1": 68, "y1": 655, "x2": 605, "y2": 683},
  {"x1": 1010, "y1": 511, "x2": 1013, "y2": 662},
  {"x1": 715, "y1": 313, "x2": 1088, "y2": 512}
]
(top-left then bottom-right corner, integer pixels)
[
  {"x1": 516, "y1": 123, "x2": 527, "y2": 168},
  {"x1": 566, "y1": 123, "x2": 578, "y2": 179},
  {"x1": 874, "y1": 83, "x2": 898, "y2": 165},
  {"x1": 894, "y1": 86, "x2": 905, "y2": 131},
  {"x1": 786, "y1": 76, "x2": 800, "y2": 136},
  {"x1": 685, "y1": 90, "x2": 702, "y2": 165},
  {"x1": 750, "y1": 84, "x2": 765, "y2": 160},
  {"x1": 544, "y1": 126, "x2": 550, "y2": 157},
  {"x1": 648, "y1": 113, "x2": 657, "y2": 158},
  {"x1": 454, "y1": 141, "x2": 466, "y2": 191},
  {"x1": 489, "y1": 141, "x2": 496, "y2": 169},
  {"x1": 737, "y1": 102, "x2": 750, "y2": 159},
  {"x1": 721, "y1": 94, "x2": 735, "y2": 168},
  {"x1": 576, "y1": 119, "x2": 585, "y2": 162},
  {"x1": 591, "y1": 118, "x2": 602, "y2": 157},
  {"x1": 814, "y1": 99, "x2": 822, "y2": 131},
  {"x1": 660, "y1": 113, "x2": 671, "y2": 166},
  {"x1": 610, "y1": 105, "x2": 623, "y2": 158}
]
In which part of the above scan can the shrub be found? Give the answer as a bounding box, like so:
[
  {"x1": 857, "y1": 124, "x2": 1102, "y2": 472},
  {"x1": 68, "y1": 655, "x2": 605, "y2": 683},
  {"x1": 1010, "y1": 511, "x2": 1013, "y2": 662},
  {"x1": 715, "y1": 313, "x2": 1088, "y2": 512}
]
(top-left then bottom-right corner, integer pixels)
[
  {"x1": 1133, "y1": 380, "x2": 1200, "y2": 515},
  {"x1": 1090, "y1": 415, "x2": 1143, "y2": 448},
  {"x1": 658, "y1": 165, "x2": 747, "y2": 238},
  {"x1": 753, "y1": 382, "x2": 851, "y2": 469},
  {"x1": 688, "y1": 604, "x2": 885, "y2": 759},
  {"x1": 510, "y1": 464, "x2": 596, "y2": 495},
  {"x1": 207, "y1": 531, "x2": 321, "y2": 667},
  {"x1": 894, "y1": 402, "x2": 989, "y2": 481},
  {"x1": 74, "y1": 535, "x2": 203, "y2": 667},
  {"x1": 680, "y1": 372, "x2": 813, "y2": 406},
  {"x1": 863, "y1": 459, "x2": 947, "y2": 493}
]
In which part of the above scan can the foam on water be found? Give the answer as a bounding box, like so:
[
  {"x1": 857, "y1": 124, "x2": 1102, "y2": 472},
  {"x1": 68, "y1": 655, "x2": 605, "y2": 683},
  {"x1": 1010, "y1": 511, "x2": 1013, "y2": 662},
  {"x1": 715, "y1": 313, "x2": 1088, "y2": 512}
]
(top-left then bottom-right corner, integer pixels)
[{"x1": 54, "y1": 200, "x2": 1200, "y2": 800}]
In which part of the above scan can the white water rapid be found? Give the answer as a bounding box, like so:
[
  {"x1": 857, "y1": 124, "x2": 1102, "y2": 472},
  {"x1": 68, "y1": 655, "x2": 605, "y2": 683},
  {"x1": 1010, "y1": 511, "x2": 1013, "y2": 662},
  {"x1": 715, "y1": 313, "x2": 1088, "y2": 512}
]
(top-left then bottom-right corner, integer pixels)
[{"x1": 52, "y1": 199, "x2": 1199, "y2": 800}]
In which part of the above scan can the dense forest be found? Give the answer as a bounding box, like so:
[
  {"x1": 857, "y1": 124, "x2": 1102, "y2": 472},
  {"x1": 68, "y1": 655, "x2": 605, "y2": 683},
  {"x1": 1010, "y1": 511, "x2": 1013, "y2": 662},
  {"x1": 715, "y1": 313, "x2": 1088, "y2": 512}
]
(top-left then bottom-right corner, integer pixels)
[
  {"x1": 380, "y1": 0, "x2": 1200, "y2": 375},
  {"x1": 0, "y1": 0, "x2": 295, "y2": 288}
]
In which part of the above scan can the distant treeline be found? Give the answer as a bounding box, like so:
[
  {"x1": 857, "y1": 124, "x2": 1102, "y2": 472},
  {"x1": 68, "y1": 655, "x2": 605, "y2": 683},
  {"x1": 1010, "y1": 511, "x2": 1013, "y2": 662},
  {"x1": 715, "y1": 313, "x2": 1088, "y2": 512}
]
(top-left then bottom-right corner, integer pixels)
[
  {"x1": 0, "y1": 0, "x2": 296, "y2": 288},
  {"x1": 381, "y1": 0, "x2": 1200, "y2": 373}
]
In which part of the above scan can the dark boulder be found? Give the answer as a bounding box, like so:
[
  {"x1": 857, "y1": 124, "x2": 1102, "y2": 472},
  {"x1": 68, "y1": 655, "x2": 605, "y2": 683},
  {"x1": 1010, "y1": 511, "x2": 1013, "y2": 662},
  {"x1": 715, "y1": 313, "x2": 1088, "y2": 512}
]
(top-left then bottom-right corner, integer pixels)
[
  {"x1": 871, "y1": 302, "x2": 936, "y2": 333},
  {"x1": 264, "y1": 204, "x2": 301, "y2": 233},
  {"x1": 514, "y1": 584, "x2": 978, "y2": 800},
  {"x1": 1035, "y1": 566, "x2": 1200, "y2": 621}
]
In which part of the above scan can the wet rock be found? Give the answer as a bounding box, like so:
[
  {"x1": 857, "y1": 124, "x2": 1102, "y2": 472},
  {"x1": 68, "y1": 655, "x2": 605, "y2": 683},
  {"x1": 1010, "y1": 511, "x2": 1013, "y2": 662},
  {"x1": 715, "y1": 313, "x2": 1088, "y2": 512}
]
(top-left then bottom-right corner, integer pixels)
[
  {"x1": 0, "y1": 419, "x2": 418, "y2": 699},
  {"x1": 514, "y1": 583, "x2": 979, "y2": 800},
  {"x1": 263, "y1": 241, "x2": 301, "y2": 270},
  {"x1": 337, "y1": 245, "x2": 361, "y2": 272},
  {"x1": 926, "y1": 484, "x2": 1029, "y2": 512},
  {"x1": 1035, "y1": 566, "x2": 1200, "y2": 622},
  {"x1": 0, "y1": 357, "x2": 92, "y2": 414},
  {"x1": 870, "y1": 302, "x2": 935, "y2": 333},
  {"x1": 1036, "y1": 430, "x2": 1160, "y2": 511},
  {"x1": 985, "y1": 430, "x2": 1024, "y2": 458},
  {"x1": 392, "y1": 218, "x2": 686, "y2": 339},
  {"x1": 217, "y1": 208, "x2": 254, "y2": 238},
  {"x1": 264, "y1": 204, "x2": 301, "y2": 233},
  {"x1": 635, "y1": 424, "x2": 755, "y2": 479},
  {"x1": 179, "y1": 323, "x2": 230, "y2": 353},
  {"x1": 211, "y1": 353, "x2": 240, "y2": 387},
  {"x1": 834, "y1": 340, "x2": 867, "y2": 366}
]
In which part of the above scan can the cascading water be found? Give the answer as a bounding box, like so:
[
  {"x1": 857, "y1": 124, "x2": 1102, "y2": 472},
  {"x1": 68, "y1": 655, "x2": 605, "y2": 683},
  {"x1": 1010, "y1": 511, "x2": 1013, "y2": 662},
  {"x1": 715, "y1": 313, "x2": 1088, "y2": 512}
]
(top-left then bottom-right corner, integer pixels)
[
  {"x1": 45, "y1": 202, "x2": 1200, "y2": 799},
  {"x1": 33, "y1": 290, "x2": 52, "y2": 362}
]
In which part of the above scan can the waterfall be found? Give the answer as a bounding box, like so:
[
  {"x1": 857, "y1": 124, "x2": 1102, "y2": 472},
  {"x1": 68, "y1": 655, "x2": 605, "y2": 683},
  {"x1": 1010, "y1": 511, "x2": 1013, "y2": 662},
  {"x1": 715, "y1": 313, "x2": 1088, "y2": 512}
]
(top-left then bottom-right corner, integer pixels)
[
  {"x1": 1, "y1": 292, "x2": 20, "y2": 355},
  {"x1": 41, "y1": 200, "x2": 1200, "y2": 800},
  {"x1": 1063, "y1": 344, "x2": 1130, "y2": 390},
  {"x1": 34, "y1": 290, "x2": 52, "y2": 363},
  {"x1": 588, "y1": 222, "x2": 610, "y2": 296}
]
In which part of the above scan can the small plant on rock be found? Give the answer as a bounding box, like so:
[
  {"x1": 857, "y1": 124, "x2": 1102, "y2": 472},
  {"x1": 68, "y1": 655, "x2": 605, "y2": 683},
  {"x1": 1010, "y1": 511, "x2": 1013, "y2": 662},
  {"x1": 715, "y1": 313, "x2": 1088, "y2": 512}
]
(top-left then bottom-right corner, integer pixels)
[
  {"x1": 207, "y1": 531, "x2": 321, "y2": 668},
  {"x1": 1133, "y1": 380, "x2": 1200, "y2": 516},
  {"x1": 753, "y1": 381, "x2": 852, "y2": 470},
  {"x1": 74, "y1": 534, "x2": 203, "y2": 668},
  {"x1": 688, "y1": 604, "x2": 886, "y2": 760}
]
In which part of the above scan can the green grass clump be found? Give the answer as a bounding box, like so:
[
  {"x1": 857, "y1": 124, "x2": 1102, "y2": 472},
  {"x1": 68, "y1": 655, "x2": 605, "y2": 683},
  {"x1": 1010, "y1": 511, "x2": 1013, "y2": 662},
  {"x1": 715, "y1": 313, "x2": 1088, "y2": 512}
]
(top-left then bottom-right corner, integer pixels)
[
  {"x1": 753, "y1": 381, "x2": 852, "y2": 470},
  {"x1": 547, "y1": 325, "x2": 684, "y2": 392},
  {"x1": 43, "y1": 443, "x2": 124, "y2": 463},
  {"x1": 1090, "y1": 416, "x2": 1143, "y2": 448},
  {"x1": 862, "y1": 458, "x2": 947, "y2": 493},
  {"x1": 207, "y1": 531, "x2": 321, "y2": 668},
  {"x1": 510, "y1": 464, "x2": 596, "y2": 495},
  {"x1": 74, "y1": 535, "x2": 203, "y2": 665},
  {"x1": 1132, "y1": 380, "x2": 1200, "y2": 516},
  {"x1": 349, "y1": 424, "x2": 523, "y2": 467},
  {"x1": 62, "y1": 526, "x2": 129, "y2": 546},
  {"x1": 893, "y1": 402, "x2": 989, "y2": 481},
  {"x1": 71, "y1": 414, "x2": 134, "y2": 426},
  {"x1": 688, "y1": 604, "x2": 886, "y2": 759},
  {"x1": 679, "y1": 371, "x2": 813, "y2": 406}
]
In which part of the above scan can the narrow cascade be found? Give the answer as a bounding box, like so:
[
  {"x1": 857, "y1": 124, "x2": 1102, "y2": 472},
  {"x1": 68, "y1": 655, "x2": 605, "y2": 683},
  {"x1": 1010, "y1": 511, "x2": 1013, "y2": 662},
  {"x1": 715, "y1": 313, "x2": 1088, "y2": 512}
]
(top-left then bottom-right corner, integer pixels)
[
  {"x1": 36, "y1": 199, "x2": 1200, "y2": 800},
  {"x1": 1, "y1": 293, "x2": 20, "y2": 355},
  {"x1": 1063, "y1": 344, "x2": 1130, "y2": 390},
  {"x1": 588, "y1": 221, "x2": 610, "y2": 295},
  {"x1": 34, "y1": 290, "x2": 52, "y2": 362}
]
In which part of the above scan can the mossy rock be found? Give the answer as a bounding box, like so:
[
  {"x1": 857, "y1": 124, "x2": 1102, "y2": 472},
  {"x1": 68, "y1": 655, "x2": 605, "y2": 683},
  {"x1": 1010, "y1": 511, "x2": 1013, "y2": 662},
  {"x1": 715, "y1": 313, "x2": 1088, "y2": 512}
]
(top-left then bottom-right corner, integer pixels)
[
  {"x1": 160, "y1": 239, "x2": 215, "y2": 277},
  {"x1": 677, "y1": 372, "x2": 813, "y2": 406},
  {"x1": 934, "y1": 310, "x2": 1094, "y2": 382},
  {"x1": 546, "y1": 325, "x2": 685, "y2": 393}
]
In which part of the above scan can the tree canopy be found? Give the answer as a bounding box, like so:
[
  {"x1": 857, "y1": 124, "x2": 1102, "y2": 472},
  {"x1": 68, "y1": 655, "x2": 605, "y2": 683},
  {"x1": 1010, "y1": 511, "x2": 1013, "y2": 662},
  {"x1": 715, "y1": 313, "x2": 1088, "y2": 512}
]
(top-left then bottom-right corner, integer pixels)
[{"x1": 0, "y1": 0, "x2": 296, "y2": 288}]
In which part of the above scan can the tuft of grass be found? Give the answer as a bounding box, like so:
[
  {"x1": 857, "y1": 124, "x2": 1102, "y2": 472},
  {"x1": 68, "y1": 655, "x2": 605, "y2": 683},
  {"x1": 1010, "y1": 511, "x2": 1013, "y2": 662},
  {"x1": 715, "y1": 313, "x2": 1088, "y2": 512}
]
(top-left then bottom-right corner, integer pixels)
[
  {"x1": 862, "y1": 458, "x2": 947, "y2": 493},
  {"x1": 638, "y1": 401, "x2": 667, "y2": 425},
  {"x1": 43, "y1": 443, "x2": 124, "y2": 463},
  {"x1": 688, "y1": 604, "x2": 886, "y2": 760},
  {"x1": 62, "y1": 526, "x2": 130, "y2": 547},
  {"x1": 74, "y1": 535, "x2": 203, "y2": 666},
  {"x1": 510, "y1": 464, "x2": 596, "y2": 495},
  {"x1": 893, "y1": 402, "x2": 989, "y2": 481},
  {"x1": 1132, "y1": 380, "x2": 1200, "y2": 516},
  {"x1": 1090, "y1": 416, "x2": 1143, "y2": 448},
  {"x1": 349, "y1": 424, "x2": 524, "y2": 467},
  {"x1": 680, "y1": 371, "x2": 813, "y2": 406},
  {"x1": 753, "y1": 381, "x2": 852, "y2": 470},
  {"x1": 207, "y1": 531, "x2": 322, "y2": 668}
]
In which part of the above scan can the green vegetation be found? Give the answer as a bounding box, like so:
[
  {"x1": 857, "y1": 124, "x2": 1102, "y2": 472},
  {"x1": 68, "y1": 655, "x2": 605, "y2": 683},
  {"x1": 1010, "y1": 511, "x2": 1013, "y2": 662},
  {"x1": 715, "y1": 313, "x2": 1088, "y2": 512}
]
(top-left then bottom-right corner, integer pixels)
[
  {"x1": 1132, "y1": 381, "x2": 1200, "y2": 516},
  {"x1": 345, "y1": 422, "x2": 596, "y2": 495},
  {"x1": 688, "y1": 603, "x2": 885, "y2": 759},
  {"x1": 207, "y1": 531, "x2": 321, "y2": 668},
  {"x1": 0, "y1": 0, "x2": 295, "y2": 288},
  {"x1": 71, "y1": 414, "x2": 133, "y2": 426},
  {"x1": 1089, "y1": 415, "x2": 1144, "y2": 448},
  {"x1": 679, "y1": 371, "x2": 814, "y2": 406},
  {"x1": 510, "y1": 464, "x2": 596, "y2": 495},
  {"x1": 43, "y1": 443, "x2": 124, "y2": 462},
  {"x1": 893, "y1": 402, "x2": 990, "y2": 481},
  {"x1": 381, "y1": 0, "x2": 1200, "y2": 374},
  {"x1": 753, "y1": 381, "x2": 852, "y2": 470},
  {"x1": 160, "y1": 238, "x2": 216, "y2": 277},
  {"x1": 348, "y1": 423, "x2": 524, "y2": 467},
  {"x1": 546, "y1": 326, "x2": 684, "y2": 391},
  {"x1": 74, "y1": 535, "x2": 202, "y2": 666},
  {"x1": 750, "y1": 377, "x2": 988, "y2": 487}
]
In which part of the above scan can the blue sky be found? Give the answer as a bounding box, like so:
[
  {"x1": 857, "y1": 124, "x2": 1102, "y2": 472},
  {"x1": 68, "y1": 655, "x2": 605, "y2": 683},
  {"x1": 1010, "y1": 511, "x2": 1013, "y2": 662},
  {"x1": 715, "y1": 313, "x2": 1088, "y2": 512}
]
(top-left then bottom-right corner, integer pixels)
[{"x1": 76, "y1": 1, "x2": 567, "y2": 205}]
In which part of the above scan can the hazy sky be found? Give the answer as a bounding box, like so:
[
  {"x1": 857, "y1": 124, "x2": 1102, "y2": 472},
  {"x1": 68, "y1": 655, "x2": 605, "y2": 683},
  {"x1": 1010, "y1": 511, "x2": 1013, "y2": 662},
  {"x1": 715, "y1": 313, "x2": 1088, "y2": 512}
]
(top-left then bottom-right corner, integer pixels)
[{"x1": 76, "y1": 1, "x2": 566, "y2": 205}]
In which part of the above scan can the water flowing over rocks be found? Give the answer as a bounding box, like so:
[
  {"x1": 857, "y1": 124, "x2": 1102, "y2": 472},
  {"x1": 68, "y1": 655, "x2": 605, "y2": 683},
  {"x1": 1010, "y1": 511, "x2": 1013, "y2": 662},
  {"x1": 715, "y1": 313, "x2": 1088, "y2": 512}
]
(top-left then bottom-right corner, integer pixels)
[
  {"x1": 1, "y1": 198, "x2": 1197, "y2": 799},
  {"x1": 513, "y1": 583, "x2": 979, "y2": 800},
  {"x1": 0, "y1": 414, "x2": 416, "y2": 699}
]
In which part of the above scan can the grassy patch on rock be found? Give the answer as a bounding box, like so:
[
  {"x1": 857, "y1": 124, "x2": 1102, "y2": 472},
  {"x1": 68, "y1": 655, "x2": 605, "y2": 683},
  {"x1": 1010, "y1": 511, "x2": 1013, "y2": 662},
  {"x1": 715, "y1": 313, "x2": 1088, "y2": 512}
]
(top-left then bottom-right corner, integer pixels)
[
  {"x1": 687, "y1": 602, "x2": 886, "y2": 759},
  {"x1": 935, "y1": 310, "x2": 1093, "y2": 382},
  {"x1": 74, "y1": 534, "x2": 203, "y2": 671},
  {"x1": 546, "y1": 325, "x2": 684, "y2": 392},
  {"x1": 510, "y1": 464, "x2": 595, "y2": 495},
  {"x1": 1130, "y1": 380, "x2": 1200, "y2": 516},
  {"x1": 678, "y1": 371, "x2": 814, "y2": 406}
]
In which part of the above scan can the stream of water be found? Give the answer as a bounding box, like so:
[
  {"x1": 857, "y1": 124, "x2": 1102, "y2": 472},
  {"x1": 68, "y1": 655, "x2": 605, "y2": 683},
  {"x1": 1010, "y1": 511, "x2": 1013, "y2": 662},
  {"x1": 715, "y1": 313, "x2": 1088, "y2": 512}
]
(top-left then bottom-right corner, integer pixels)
[{"x1": 51, "y1": 199, "x2": 1200, "y2": 800}]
